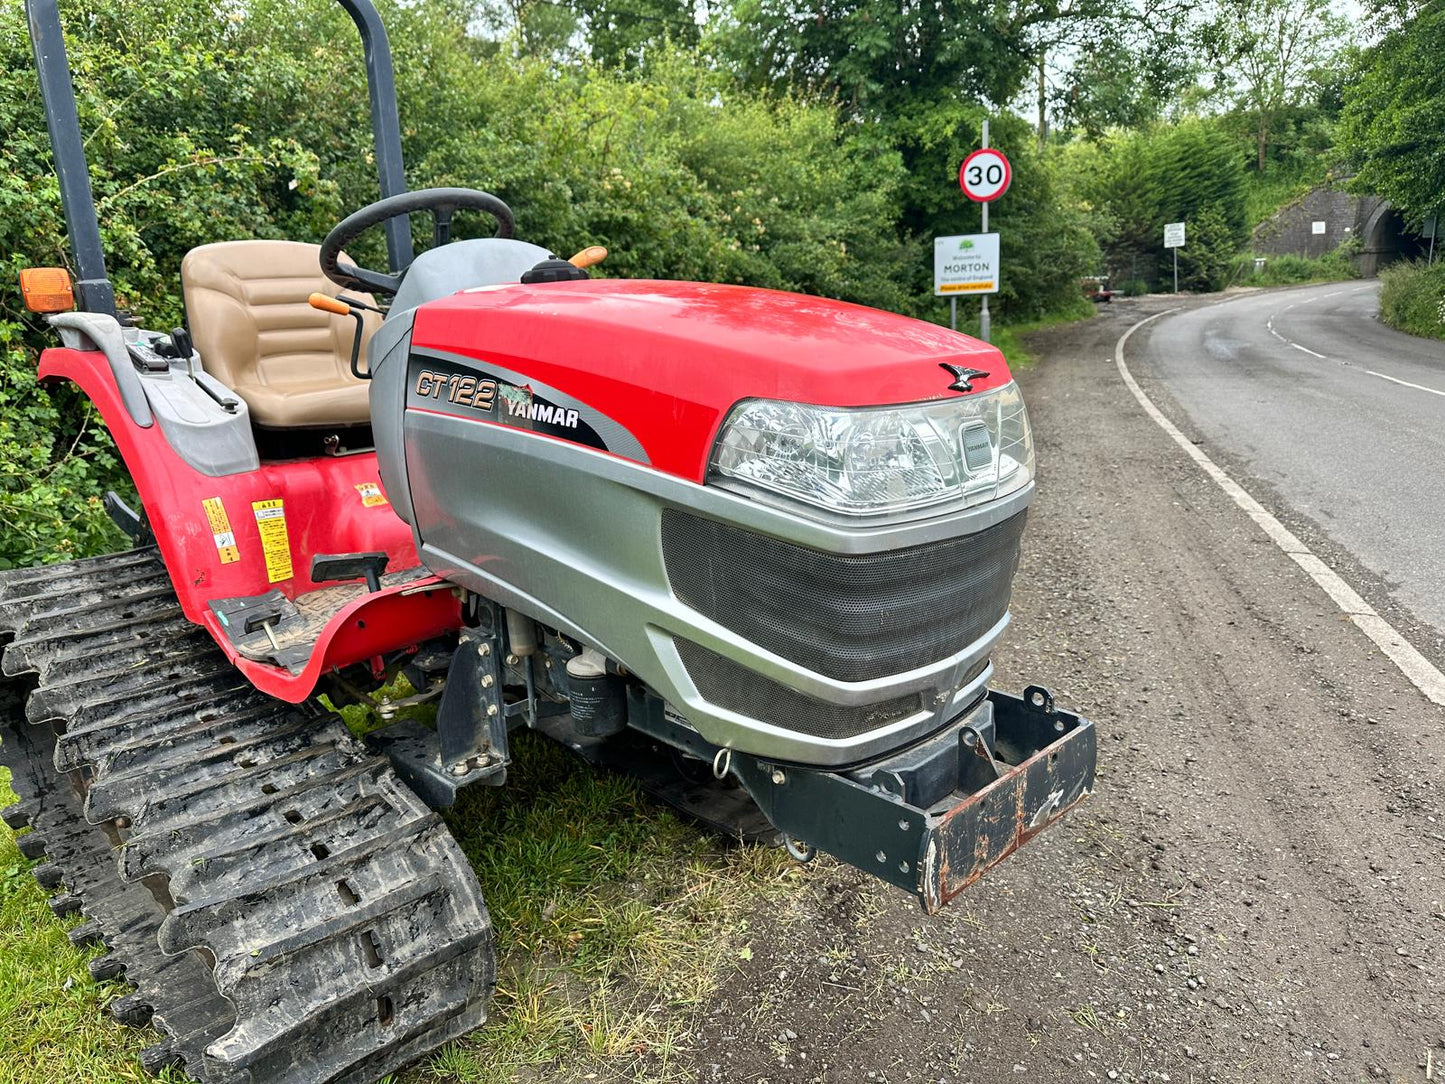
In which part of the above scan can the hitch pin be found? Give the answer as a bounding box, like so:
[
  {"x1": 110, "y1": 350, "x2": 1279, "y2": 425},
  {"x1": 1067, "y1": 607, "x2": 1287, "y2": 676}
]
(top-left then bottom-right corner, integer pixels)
[{"x1": 259, "y1": 618, "x2": 281, "y2": 654}]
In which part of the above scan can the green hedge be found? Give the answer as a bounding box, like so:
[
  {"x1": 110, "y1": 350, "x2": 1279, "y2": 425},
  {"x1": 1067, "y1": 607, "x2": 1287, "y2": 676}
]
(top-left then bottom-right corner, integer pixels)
[
  {"x1": 1235, "y1": 247, "x2": 1360, "y2": 287},
  {"x1": 1379, "y1": 260, "x2": 1445, "y2": 340}
]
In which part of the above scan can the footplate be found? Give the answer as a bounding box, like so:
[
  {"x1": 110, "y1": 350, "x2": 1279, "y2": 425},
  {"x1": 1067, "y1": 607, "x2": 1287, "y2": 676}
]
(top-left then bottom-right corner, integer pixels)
[{"x1": 733, "y1": 686, "x2": 1096, "y2": 912}]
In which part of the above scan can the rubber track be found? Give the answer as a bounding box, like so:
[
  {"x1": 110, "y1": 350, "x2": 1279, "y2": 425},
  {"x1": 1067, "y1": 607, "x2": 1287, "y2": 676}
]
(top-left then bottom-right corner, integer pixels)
[{"x1": 0, "y1": 548, "x2": 495, "y2": 1084}]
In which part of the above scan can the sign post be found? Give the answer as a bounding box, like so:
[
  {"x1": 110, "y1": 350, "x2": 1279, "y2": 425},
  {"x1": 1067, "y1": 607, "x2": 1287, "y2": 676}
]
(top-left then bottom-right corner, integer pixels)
[
  {"x1": 1163, "y1": 221, "x2": 1186, "y2": 293},
  {"x1": 956, "y1": 120, "x2": 1011, "y2": 341}
]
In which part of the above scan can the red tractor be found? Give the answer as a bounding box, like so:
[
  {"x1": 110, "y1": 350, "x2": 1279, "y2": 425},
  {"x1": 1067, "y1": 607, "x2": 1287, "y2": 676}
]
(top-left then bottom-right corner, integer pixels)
[{"x1": 1, "y1": 2, "x2": 1096, "y2": 1081}]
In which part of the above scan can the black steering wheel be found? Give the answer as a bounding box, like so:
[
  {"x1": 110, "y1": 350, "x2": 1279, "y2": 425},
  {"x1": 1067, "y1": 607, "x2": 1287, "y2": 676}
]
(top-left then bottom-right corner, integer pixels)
[{"x1": 320, "y1": 187, "x2": 515, "y2": 295}]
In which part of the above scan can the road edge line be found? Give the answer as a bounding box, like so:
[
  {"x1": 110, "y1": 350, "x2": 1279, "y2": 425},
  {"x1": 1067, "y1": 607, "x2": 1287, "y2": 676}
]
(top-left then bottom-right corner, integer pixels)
[{"x1": 1113, "y1": 310, "x2": 1445, "y2": 707}]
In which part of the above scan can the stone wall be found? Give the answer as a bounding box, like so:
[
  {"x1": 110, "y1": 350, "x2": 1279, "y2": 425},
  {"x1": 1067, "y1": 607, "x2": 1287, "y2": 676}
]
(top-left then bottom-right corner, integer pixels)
[{"x1": 1251, "y1": 184, "x2": 1424, "y2": 276}]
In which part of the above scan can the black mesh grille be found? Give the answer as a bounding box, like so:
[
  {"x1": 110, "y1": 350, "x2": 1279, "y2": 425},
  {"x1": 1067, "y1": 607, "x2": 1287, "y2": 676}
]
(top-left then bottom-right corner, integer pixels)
[
  {"x1": 662, "y1": 509, "x2": 1026, "y2": 681},
  {"x1": 674, "y1": 638, "x2": 928, "y2": 740}
]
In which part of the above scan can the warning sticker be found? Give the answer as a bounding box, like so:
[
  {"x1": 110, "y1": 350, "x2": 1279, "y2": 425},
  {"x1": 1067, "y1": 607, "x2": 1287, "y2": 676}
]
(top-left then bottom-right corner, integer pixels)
[
  {"x1": 355, "y1": 482, "x2": 389, "y2": 508},
  {"x1": 202, "y1": 497, "x2": 241, "y2": 564},
  {"x1": 251, "y1": 499, "x2": 293, "y2": 583}
]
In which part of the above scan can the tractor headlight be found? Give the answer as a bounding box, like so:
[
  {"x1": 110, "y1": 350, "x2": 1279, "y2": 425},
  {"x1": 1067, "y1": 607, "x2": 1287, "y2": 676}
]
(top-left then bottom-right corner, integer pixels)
[{"x1": 710, "y1": 382, "x2": 1034, "y2": 516}]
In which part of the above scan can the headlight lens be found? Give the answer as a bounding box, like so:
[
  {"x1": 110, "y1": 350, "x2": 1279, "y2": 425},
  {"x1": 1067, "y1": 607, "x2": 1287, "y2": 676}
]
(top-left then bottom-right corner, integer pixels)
[{"x1": 710, "y1": 382, "x2": 1034, "y2": 516}]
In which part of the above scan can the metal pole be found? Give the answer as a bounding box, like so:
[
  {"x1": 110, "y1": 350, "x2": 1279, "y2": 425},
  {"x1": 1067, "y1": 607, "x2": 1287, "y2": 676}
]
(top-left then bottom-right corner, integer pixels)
[
  {"x1": 337, "y1": 0, "x2": 413, "y2": 274},
  {"x1": 979, "y1": 119, "x2": 991, "y2": 344},
  {"x1": 26, "y1": 0, "x2": 116, "y2": 314},
  {"x1": 949, "y1": 297, "x2": 957, "y2": 330},
  {"x1": 1173, "y1": 248, "x2": 1178, "y2": 294}
]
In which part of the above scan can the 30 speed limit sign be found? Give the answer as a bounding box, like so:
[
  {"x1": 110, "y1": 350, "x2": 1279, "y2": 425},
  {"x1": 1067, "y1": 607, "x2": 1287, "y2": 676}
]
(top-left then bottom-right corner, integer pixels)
[{"x1": 959, "y1": 148, "x2": 1011, "y2": 202}]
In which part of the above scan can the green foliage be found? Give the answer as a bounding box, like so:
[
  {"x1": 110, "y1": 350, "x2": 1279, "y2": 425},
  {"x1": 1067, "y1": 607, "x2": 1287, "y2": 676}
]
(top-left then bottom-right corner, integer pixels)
[
  {"x1": 1197, "y1": 0, "x2": 1347, "y2": 174},
  {"x1": 711, "y1": 0, "x2": 1035, "y2": 115},
  {"x1": 1051, "y1": 33, "x2": 1192, "y2": 138},
  {"x1": 1378, "y1": 260, "x2": 1445, "y2": 340},
  {"x1": 1242, "y1": 160, "x2": 1329, "y2": 230},
  {"x1": 1236, "y1": 246, "x2": 1360, "y2": 287},
  {"x1": 886, "y1": 105, "x2": 1098, "y2": 321},
  {"x1": 1338, "y1": 7, "x2": 1445, "y2": 224},
  {"x1": 1066, "y1": 119, "x2": 1248, "y2": 290},
  {"x1": 1169, "y1": 205, "x2": 1237, "y2": 292}
]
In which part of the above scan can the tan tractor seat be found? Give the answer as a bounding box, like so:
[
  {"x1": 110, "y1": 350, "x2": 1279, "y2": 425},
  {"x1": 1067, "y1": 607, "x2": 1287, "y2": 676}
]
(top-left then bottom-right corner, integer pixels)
[{"x1": 181, "y1": 240, "x2": 382, "y2": 429}]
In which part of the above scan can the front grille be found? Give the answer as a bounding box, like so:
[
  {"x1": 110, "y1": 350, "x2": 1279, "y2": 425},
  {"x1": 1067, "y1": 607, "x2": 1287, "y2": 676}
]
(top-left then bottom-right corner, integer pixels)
[
  {"x1": 661, "y1": 509, "x2": 1026, "y2": 680},
  {"x1": 674, "y1": 638, "x2": 927, "y2": 740}
]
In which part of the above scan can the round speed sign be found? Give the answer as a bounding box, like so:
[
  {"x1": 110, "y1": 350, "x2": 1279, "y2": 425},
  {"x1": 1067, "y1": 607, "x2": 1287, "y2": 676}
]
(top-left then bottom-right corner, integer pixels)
[{"x1": 959, "y1": 148, "x2": 1011, "y2": 202}]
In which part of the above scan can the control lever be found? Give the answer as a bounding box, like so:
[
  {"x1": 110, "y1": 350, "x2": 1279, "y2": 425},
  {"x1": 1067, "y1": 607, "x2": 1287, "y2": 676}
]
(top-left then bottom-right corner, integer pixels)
[
  {"x1": 170, "y1": 326, "x2": 193, "y2": 360},
  {"x1": 154, "y1": 326, "x2": 193, "y2": 361},
  {"x1": 309, "y1": 293, "x2": 369, "y2": 380}
]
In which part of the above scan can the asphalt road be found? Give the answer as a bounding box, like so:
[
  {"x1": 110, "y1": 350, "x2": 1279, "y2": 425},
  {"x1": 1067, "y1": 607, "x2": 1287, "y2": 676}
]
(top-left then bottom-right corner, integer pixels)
[{"x1": 1136, "y1": 282, "x2": 1445, "y2": 642}]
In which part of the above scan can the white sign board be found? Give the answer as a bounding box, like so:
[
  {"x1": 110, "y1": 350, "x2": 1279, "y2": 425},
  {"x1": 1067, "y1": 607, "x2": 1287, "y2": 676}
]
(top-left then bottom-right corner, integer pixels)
[
  {"x1": 1164, "y1": 222, "x2": 1186, "y2": 249},
  {"x1": 934, "y1": 234, "x2": 1000, "y2": 296},
  {"x1": 1312, "y1": 220, "x2": 1327, "y2": 235}
]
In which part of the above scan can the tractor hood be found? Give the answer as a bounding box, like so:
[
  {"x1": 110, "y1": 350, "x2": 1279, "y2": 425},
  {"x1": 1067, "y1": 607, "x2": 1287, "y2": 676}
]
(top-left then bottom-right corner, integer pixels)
[{"x1": 406, "y1": 279, "x2": 1010, "y2": 483}]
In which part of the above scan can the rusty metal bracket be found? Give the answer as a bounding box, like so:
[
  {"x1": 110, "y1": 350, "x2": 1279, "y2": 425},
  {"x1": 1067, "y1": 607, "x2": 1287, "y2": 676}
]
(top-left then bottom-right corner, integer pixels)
[{"x1": 732, "y1": 687, "x2": 1096, "y2": 912}]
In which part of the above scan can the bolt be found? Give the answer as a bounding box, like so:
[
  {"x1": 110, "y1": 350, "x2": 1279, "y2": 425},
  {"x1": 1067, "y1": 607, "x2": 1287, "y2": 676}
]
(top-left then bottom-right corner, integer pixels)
[
  {"x1": 449, "y1": 762, "x2": 469, "y2": 776},
  {"x1": 479, "y1": 643, "x2": 491, "y2": 657},
  {"x1": 875, "y1": 850, "x2": 887, "y2": 863},
  {"x1": 505, "y1": 653, "x2": 519, "y2": 666},
  {"x1": 898, "y1": 819, "x2": 910, "y2": 831},
  {"x1": 962, "y1": 729, "x2": 978, "y2": 747},
  {"x1": 480, "y1": 674, "x2": 494, "y2": 688},
  {"x1": 544, "y1": 657, "x2": 553, "y2": 669},
  {"x1": 486, "y1": 704, "x2": 499, "y2": 717},
  {"x1": 771, "y1": 769, "x2": 786, "y2": 785}
]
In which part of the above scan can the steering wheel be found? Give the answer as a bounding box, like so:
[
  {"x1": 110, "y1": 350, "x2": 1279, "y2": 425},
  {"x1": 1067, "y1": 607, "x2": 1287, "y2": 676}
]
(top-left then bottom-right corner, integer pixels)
[{"x1": 320, "y1": 187, "x2": 515, "y2": 295}]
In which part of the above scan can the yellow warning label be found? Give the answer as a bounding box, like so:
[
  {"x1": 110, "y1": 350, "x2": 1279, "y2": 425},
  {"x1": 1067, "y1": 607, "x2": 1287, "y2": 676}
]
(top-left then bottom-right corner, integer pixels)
[
  {"x1": 202, "y1": 497, "x2": 241, "y2": 564},
  {"x1": 938, "y1": 281, "x2": 997, "y2": 294},
  {"x1": 355, "y1": 482, "x2": 389, "y2": 508},
  {"x1": 251, "y1": 499, "x2": 293, "y2": 583}
]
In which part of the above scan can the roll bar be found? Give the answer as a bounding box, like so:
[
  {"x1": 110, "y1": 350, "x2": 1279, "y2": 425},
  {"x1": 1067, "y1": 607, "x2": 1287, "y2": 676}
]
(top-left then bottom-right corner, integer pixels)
[{"x1": 25, "y1": 0, "x2": 415, "y2": 316}]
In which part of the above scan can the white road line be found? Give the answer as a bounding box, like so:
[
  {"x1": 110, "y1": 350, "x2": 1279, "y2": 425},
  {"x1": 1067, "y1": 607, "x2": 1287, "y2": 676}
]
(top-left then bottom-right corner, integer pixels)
[
  {"x1": 1365, "y1": 370, "x2": 1445, "y2": 398},
  {"x1": 1265, "y1": 290, "x2": 1444, "y2": 400},
  {"x1": 1115, "y1": 310, "x2": 1445, "y2": 707}
]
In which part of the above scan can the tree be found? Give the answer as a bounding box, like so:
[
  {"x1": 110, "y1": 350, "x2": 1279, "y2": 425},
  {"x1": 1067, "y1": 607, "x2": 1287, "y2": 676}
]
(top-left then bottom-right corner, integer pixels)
[
  {"x1": 1338, "y1": 6, "x2": 1445, "y2": 224},
  {"x1": 1198, "y1": 0, "x2": 1348, "y2": 173},
  {"x1": 565, "y1": 0, "x2": 701, "y2": 68},
  {"x1": 1051, "y1": 33, "x2": 1192, "y2": 138}
]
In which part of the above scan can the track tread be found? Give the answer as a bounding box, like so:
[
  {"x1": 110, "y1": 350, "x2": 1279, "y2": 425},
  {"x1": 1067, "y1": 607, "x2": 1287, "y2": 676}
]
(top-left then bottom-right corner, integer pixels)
[{"x1": 0, "y1": 549, "x2": 494, "y2": 1084}]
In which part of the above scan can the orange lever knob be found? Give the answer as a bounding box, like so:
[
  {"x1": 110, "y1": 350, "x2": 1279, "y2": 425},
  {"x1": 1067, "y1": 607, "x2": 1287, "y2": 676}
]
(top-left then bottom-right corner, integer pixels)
[
  {"x1": 568, "y1": 246, "x2": 608, "y2": 270},
  {"x1": 308, "y1": 292, "x2": 352, "y2": 317}
]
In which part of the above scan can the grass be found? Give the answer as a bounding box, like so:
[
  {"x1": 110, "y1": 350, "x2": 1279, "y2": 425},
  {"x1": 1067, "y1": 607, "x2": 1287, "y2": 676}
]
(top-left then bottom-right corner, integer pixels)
[
  {"x1": 0, "y1": 734, "x2": 801, "y2": 1084},
  {"x1": 1379, "y1": 259, "x2": 1445, "y2": 340},
  {"x1": 1243, "y1": 167, "x2": 1327, "y2": 234},
  {"x1": 1233, "y1": 248, "x2": 1360, "y2": 288},
  {"x1": 0, "y1": 767, "x2": 165, "y2": 1083},
  {"x1": 951, "y1": 296, "x2": 1097, "y2": 371}
]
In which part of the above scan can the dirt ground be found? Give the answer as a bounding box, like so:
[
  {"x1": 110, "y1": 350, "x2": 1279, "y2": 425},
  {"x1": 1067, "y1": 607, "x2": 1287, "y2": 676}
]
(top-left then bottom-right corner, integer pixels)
[{"x1": 687, "y1": 296, "x2": 1445, "y2": 1084}]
